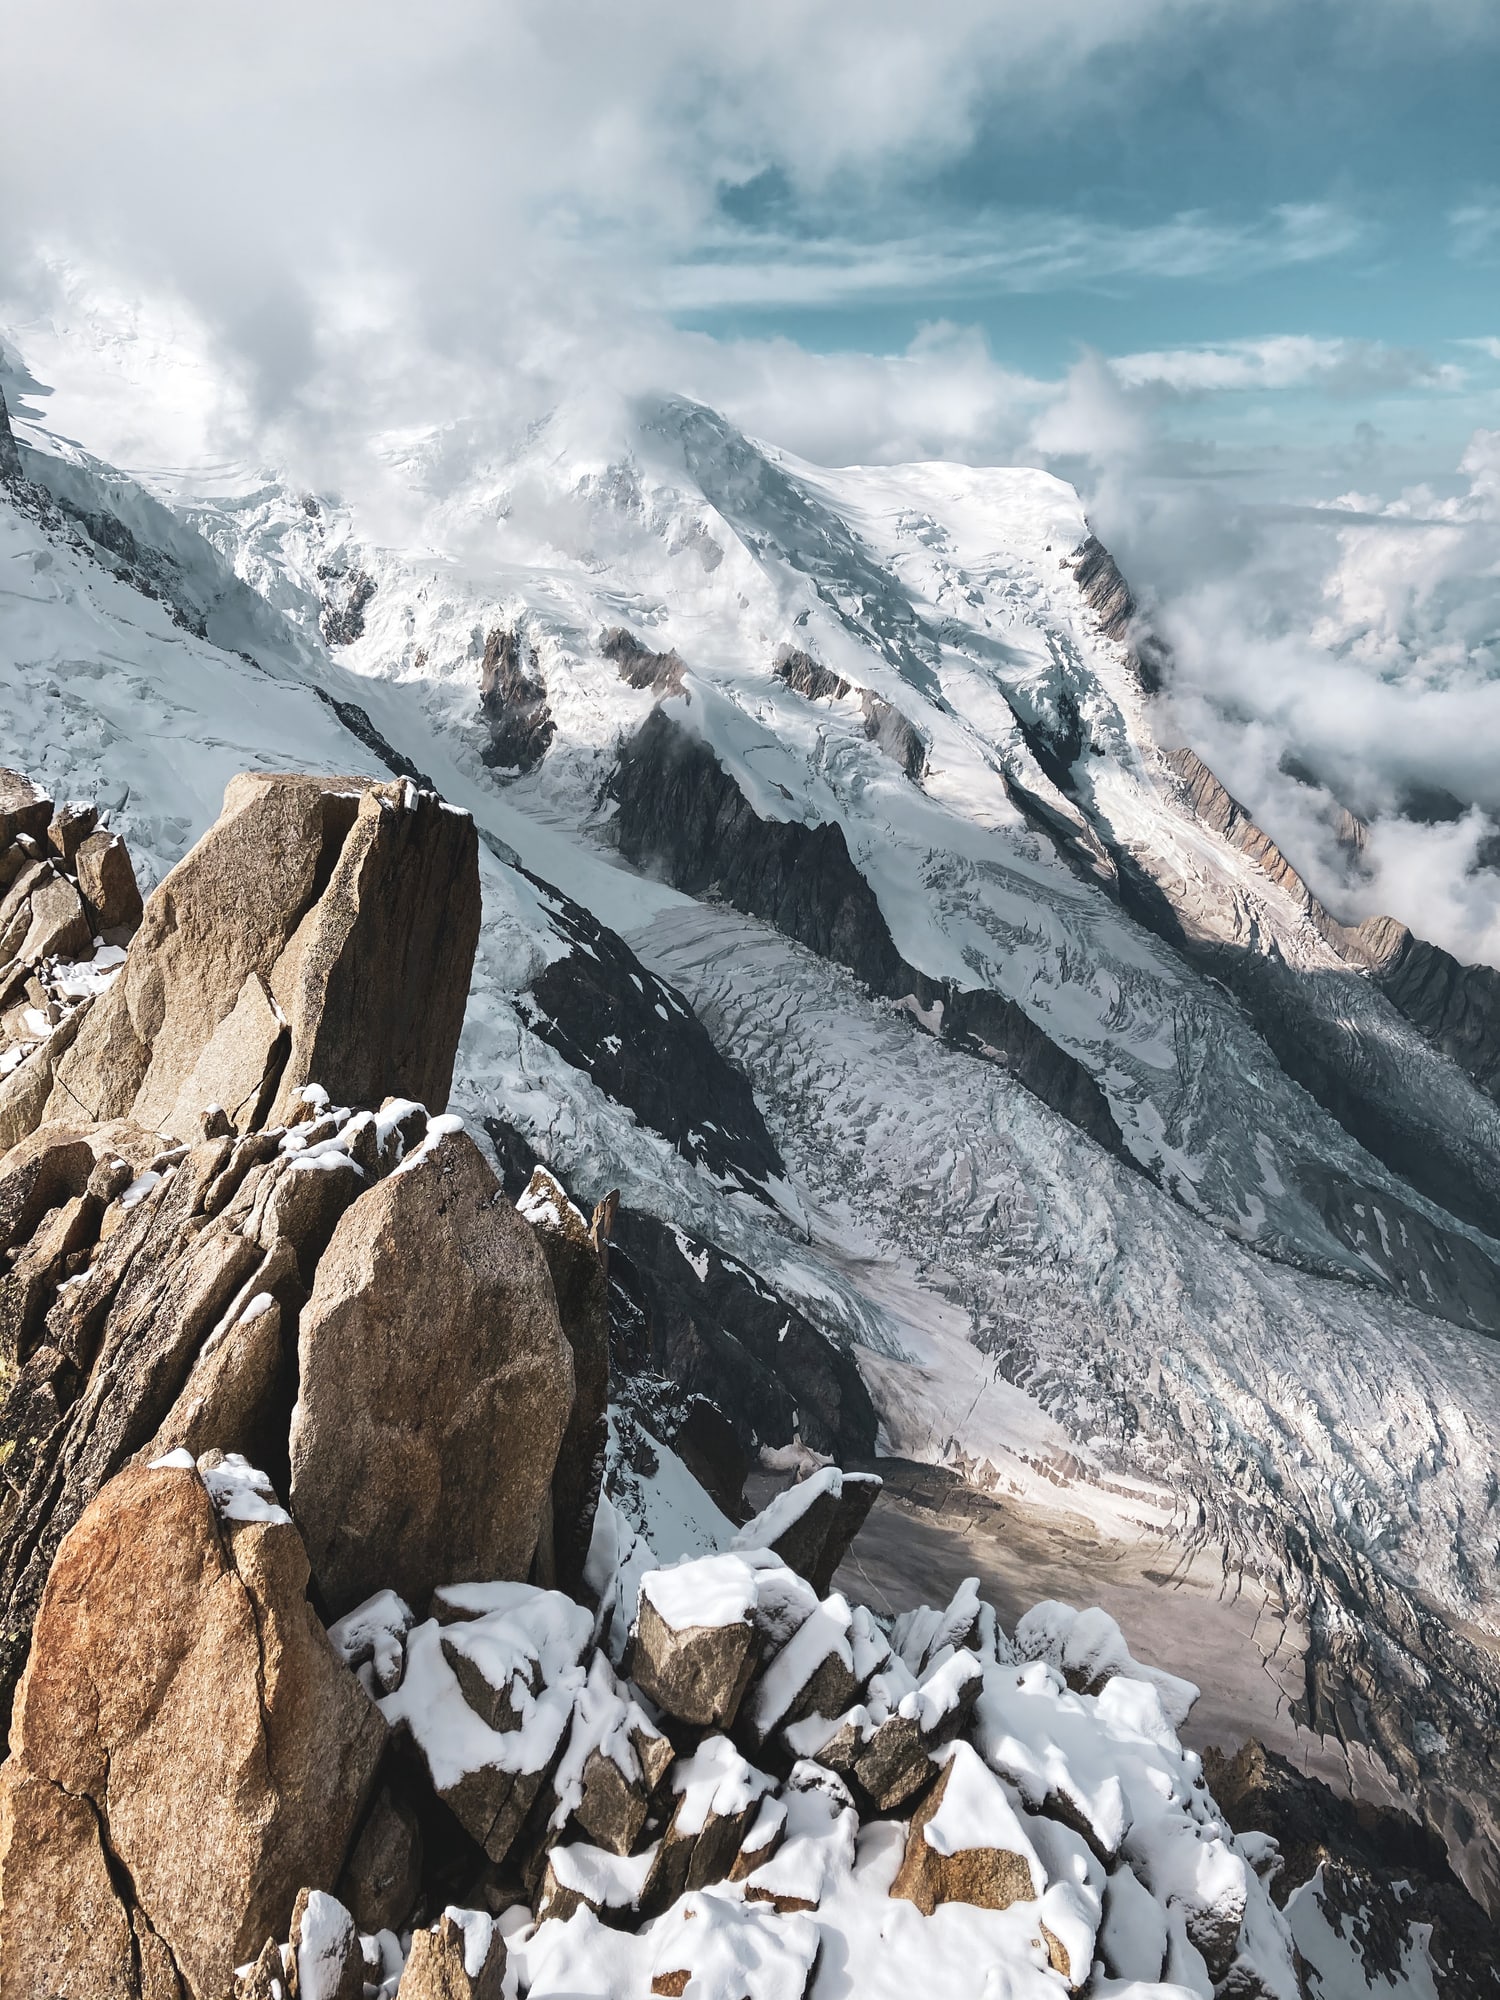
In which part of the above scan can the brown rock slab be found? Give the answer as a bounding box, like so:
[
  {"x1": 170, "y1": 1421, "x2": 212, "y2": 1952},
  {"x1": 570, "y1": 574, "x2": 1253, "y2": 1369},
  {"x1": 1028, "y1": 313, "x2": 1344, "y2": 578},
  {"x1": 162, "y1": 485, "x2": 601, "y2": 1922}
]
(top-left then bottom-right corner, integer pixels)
[
  {"x1": 397, "y1": 1914, "x2": 505, "y2": 2000},
  {"x1": 0, "y1": 771, "x2": 52, "y2": 848},
  {"x1": 163, "y1": 971, "x2": 288, "y2": 1142},
  {"x1": 518, "y1": 1167, "x2": 610, "y2": 1597},
  {"x1": 52, "y1": 774, "x2": 479, "y2": 1138},
  {"x1": 0, "y1": 1153, "x2": 280, "y2": 1724},
  {"x1": 17, "y1": 871, "x2": 92, "y2": 966},
  {"x1": 0, "y1": 1003, "x2": 89, "y2": 1153},
  {"x1": 337, "y1": 1786, "x2": 423, "y2": 1935},
  {"x1": 888, "y1": 1745, "x2": 1043, "y2": 1918},
  {"x1": 0, "y1": 1127, "x2": 96, "y2": 1255},
  {"x1": 74, "y1": 828, "x2": 144, "y2": 939},
  {"x1": 0, "y1": 1767, "x2": 139, "y2": 2000},
  {"x1": 289, "y1": 1126, "x2": 573, "y2": 1617},
  {"x1": 0, "y1": 1461, "x2": 385, "y2": 2000},
  {"x1": 47, "y1": 801, "x2": 99, "y2": 868},
  {"x1": 142, "y1": 1282, "x2": 286, "y2": 1466},
  {"x1": 264, "y1": 783, "x2": 480, "y2": 1124}
]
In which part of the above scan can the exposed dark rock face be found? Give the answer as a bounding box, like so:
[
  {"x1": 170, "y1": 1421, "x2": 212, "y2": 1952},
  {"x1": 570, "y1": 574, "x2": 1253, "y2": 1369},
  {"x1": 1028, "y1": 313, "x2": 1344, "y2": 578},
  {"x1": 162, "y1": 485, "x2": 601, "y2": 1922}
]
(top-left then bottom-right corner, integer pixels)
[
  {"x1": 773, "y1": 646, "x2": 928, "y2": 781},
  {"x1": 482, "y1": 1115, "x2": 869, "y2": 1468},
  {"x1": 0, "y1": 411, "x2": 211, "y2": 638},
  {"x1": 1112, "y1": 846, "x2": 1500, "y2": 1324},
  {"x1": 1346, "y1": 915, "x2": 1500, "y2": 1107},
  {"x1": 1109, "y1": 748, "x2": 1500, "y2": 1306},
  {"x1": 860, "y1": 690, "x2": 927, "y2": 781},
  {"x1": 1205, "y1": 1739, "x2": 1495, "y2": 2000},
  {"x1": 518, "y1": 865, "x2": 787, "y2": 1200},
  {"x1": 311, "y1": 686, "x2": 437, "y2": 791},
  {"x1": 1066, "y1": 535, "x2": 1168, "y2": 693},
  {"x1": 599, "y1": 625, "x2": 686, "y2": 696},
  {"x1": 773, "y1": 645, "x2": 849, "y2": 704},
  {"x1": 320, "y1": 565, "x2": 378, "y2": 646},
  {"x1": 1015, "y1": 688, "x2": 1087, "y2": 798},
  {"x1": 605, "y1": 1208, "x2": 877, "y2": 1462},
  {"x1": 479, "y1": 627, "x2": 556, "y2": 775},
  {"x1": 609, "y1": 708, "x2": 1124, "y2": 1158},
  {"x1": 0, "y1": 386, "x2": 23, "y2": 487}
]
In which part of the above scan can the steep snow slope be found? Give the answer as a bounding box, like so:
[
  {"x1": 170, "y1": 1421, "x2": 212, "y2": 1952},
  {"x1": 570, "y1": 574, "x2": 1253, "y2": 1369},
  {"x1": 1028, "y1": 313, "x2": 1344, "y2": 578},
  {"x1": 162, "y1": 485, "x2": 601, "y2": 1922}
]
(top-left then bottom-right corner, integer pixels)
[{"x1": 5, "y1": 345, "x2": 1500, "y2": 1909}]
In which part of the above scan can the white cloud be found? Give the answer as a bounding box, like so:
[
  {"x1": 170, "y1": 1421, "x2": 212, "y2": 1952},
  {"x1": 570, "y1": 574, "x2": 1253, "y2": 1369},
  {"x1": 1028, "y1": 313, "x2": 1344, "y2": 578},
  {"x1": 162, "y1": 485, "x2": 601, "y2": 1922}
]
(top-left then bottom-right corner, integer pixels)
[
  {"x1": 1450, "y1": 197, "x2": 1500, "y2": 262},
  {"x1": 1111, "y1": 334, "x2": 1465, "y2": 396},
  {"x1": 655, "y1": 203, "x2": 1365, "y2": 313}
]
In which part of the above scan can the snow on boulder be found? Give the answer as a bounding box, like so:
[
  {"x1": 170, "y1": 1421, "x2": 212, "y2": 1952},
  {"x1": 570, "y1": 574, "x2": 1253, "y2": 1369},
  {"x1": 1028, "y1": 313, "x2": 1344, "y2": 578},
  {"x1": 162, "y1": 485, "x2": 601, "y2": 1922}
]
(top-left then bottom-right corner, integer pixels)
[
  {"x1": 796, "y1": 1643, "x2": 983, "y2": 1812},
  {"x1": 549, "y1": 1650, "x2": 674, "y2": 1857},
  {"x1": 289, "y1": 1887, "x2": 363, "y2": 2000},
  {"x1": 731, "y1": 1464, "x2": 882, "y2": 1595},
  {"x1": 645, "y1": 1889, "x2": 820, "y2": 2000},
  {"x1": 642, "y1": 1734, "x2": 779, "y2": 1913},
  {"x1": 889, "y1": 1739, "x2": 1047, "y2": 1918},
  {"x1": 396, "y1": 1909, "x2": 505, "y2": 2000},
  {"x1": 741, "y1": 1761, "x2": 858, "y2": 1915},
  {"x1": 973, "y1": 1657, "x2": 1132, "y2": 1861},
  {"x1": 1015, "y1": 1600, "x2": 1198, "y2": 1728},
  {"x1": 631, "y1": 1550, "x2": 815, "y2": 1729},
  {"x1": 536, "y1": 1837, "x2": 660, "y2": 1926},
  {"x1": 379, "y1": 1586, "x2": 592, "y2": 1865}
]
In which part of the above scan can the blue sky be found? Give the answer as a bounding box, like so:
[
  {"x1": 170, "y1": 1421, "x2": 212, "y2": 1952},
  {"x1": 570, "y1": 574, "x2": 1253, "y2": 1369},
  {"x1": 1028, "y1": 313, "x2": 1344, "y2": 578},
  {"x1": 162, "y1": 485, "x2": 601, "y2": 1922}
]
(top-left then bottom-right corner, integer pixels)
[{"x1": 664, "y1": 3, "x2": 1500, "y2": 488}]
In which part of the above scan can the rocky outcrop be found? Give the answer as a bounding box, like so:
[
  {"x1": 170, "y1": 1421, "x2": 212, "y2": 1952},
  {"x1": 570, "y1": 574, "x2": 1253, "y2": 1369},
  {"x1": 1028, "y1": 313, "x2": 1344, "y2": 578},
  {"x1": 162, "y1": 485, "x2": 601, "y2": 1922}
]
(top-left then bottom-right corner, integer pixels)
[
  {"x1": 1066, "y1": 535, "x2": 1168, "y2": 693},
  {"x1": 0, "y1": 770, "x2": 495, "y2": 1719},
  {"x1": 0, "y1": 386, "x2": 22, "y2": 488},
  {"x1": 0, "y1": 772, "x2": 143, "y2": 1103},
  {"x1": 1112, "y1": 752, "x2": 1500, "y2": 1308},
  {"x1": 516, "y1": 1168, "x2": 610, "y2": 1597},
  {"x1": 478, "y1": 627, "x2": 555, "y2": 775},
  {"x1": 515, "y1": 868, "x2": 786, "y2": 1201},
  {"x1": 319, "y1": 565, "x2": 377, "y2": 647},
  {"x1": 600, "y1": 626, "x2": 686, "y2": 696},
  {"x1": 1344, "y1": 913, "x2": 1500, "y2": 1107},
  {"x1": 773, "y1": 646, "x2": 927, "y2": 782},
  {"x1": 289, "y1": 1126, "x2": 573, "y2": 1618},
  {"x1": 75, "y1": 827, "x2": 144, "y2": 937},
  {"x1": 45, "y1": 772, "x2": 480, "y2": 1141},
  {"x1": 1162, "y1": 748, "x2": 1320, "y2": 917},
  {"x1": 609, "y1": 709, "x2": 1124, "y2": 1158},
  {"x1": 606, "y1": 1207, "x2": 877, "y2": 1463},
  {"x1": 310, "y1": 688, "x2": 438, "y2": 792},
  {"x1": 0, "y1": 1457, "x2": 385, "y2": 2000},
  {"x1": 1206, "y1": 1738, "x2": 1495, "y2": 2000}
]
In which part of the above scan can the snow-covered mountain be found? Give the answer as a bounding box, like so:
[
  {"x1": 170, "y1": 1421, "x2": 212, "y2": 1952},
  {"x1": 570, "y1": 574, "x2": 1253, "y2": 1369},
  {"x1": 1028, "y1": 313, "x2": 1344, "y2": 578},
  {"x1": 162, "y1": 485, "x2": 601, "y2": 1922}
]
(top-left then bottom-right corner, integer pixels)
[{"x1": 3, "y1": 326, "x2": 1500, "y2": 1928}]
